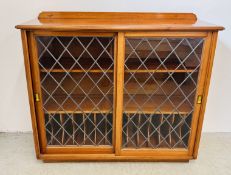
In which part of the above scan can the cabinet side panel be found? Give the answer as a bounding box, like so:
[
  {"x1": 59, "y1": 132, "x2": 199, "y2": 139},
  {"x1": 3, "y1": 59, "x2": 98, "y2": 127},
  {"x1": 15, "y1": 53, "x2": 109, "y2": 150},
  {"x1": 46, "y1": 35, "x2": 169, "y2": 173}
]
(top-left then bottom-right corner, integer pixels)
[
  {"x1": 20, "y1": 30, "x2": 41, "y2": 158},
  {"x1": 193, "y1": 32, "x2": 218, "y2": 158},
  {"x1": 28, "y1": 32, "x2": 48, "y2": 153}
]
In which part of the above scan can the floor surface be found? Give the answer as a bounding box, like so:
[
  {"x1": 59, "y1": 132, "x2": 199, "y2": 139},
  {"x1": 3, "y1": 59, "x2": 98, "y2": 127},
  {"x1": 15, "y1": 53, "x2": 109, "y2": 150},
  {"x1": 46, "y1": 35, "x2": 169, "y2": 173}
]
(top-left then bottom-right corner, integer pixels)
[{"x1": 0, "y1": 133, "x2": 230, "y2": 175}]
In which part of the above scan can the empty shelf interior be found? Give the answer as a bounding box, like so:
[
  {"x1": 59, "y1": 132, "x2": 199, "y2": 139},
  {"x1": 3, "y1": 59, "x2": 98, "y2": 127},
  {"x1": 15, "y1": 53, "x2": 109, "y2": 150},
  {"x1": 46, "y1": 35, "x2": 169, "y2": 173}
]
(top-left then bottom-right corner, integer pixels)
[
  {"x1": 37, "y1": 36, "x2": 114, "y2": 72},
  {"x1": 125, "y1": 37, "x2": 203, "y2": 71}
]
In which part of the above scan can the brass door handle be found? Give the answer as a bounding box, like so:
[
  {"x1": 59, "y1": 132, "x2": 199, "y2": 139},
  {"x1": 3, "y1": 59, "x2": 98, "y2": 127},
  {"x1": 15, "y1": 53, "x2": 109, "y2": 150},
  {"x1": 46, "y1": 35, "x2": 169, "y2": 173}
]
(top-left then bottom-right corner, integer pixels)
[
  {"x1": 34, "y1": 93, "x2": 40, "y2": 102},
  {"x1": 197, "y1": 95, "x2": 203, "y2": 104}
]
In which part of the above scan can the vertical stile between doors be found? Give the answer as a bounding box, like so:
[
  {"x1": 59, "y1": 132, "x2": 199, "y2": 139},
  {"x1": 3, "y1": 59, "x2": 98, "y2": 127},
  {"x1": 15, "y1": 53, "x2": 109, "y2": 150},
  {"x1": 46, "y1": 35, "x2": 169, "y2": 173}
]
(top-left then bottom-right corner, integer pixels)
[
  {"x1": 112, "y1": 34, "x2": 118, "y2": 152},
  {"x1": 115, "y1": 32, "x2": 125, "y2": 155}
]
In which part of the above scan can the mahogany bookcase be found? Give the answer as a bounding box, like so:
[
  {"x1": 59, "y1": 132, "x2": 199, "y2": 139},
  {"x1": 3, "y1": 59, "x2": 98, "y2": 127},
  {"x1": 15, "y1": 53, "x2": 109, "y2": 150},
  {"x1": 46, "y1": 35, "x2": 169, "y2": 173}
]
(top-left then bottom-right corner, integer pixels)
[{"x1": 16, "y1": 12, "x2": 224, "y2": 162}]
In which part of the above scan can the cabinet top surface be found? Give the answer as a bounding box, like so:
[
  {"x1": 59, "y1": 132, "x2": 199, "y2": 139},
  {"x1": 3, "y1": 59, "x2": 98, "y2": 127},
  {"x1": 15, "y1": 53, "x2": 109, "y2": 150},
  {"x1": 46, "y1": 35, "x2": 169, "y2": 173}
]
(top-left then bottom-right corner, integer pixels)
[{"x1": 16, "y1": 12, "x2": 224, "y2": 31}]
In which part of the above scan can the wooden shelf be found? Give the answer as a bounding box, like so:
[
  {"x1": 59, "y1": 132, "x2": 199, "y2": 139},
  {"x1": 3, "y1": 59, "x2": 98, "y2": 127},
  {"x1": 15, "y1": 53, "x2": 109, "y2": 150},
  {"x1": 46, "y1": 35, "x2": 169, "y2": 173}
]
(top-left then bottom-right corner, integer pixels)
[
  {"x1": 123, "y1": 94, "x2": 192, "y2": 114},
  {"x1": 41, "y1": 68, "x2": 196, "y2": 73},
  {"x1": 43, "y1": 94, "x2": 113, "y2": 114},
  {"x1": 40, "y1": 68, "x2": 114, "y2": 73},
  {"x1": 125, "y1": 45, "x2": 196, "y2": 60},
  {"x1": 40, "y1": 63, "x2": 198, "y2": 73},
  {"x1": 125, "y1": 59, "x2": 198, "y2": 73},
  {"x1": 39, "y1": 55, "x2": 198, "y2": 73},
  {"x1": 40, "y1": 69, "x2": 197, "y2": 98},
  {"x1": 39, "y1": 56, "x2": 114, "y2": 72},
  {"x1": 124, "y1": 74, "x2": 196, "y2": 95},
  {"x1": 43, "y1": 94, "x2": 192, "y2": 114}
]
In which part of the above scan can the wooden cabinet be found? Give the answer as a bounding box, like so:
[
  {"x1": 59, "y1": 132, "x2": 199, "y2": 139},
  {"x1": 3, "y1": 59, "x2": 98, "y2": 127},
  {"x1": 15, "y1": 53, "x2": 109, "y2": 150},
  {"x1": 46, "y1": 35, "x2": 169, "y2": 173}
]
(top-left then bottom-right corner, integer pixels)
[{"x1": 16, "y1": 12, "x2": 224, "y2": 161}]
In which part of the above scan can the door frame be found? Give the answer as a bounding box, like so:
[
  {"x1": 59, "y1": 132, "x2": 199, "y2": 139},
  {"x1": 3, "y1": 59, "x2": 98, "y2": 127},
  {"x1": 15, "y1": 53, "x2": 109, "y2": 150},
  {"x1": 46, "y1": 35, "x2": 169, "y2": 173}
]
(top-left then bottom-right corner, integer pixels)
[
  {"x1": 28, "y1": 31, "x2": 117, "y2": 154},
  {"x1": 115, "y1": 31, "x2": 213, "y2": 157}
]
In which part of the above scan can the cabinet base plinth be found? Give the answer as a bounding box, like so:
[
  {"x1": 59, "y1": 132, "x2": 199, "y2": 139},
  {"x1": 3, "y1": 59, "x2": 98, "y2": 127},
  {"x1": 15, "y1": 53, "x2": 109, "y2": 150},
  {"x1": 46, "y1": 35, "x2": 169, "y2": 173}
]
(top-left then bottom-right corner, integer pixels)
[{"x1": 40, "y1": 154, "x2": 192, "y2": 162}]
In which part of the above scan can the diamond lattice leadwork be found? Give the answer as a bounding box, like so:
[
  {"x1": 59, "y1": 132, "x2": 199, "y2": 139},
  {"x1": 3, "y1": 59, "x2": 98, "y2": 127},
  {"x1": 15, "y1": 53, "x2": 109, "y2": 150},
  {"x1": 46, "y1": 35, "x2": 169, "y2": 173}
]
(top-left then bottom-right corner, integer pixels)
[
  {"x1": 36, "y1": 36, "x2": 114, "y2": 146},
  {"x1": 122, "y1": 37, "x2": 204, "y2": 149}
]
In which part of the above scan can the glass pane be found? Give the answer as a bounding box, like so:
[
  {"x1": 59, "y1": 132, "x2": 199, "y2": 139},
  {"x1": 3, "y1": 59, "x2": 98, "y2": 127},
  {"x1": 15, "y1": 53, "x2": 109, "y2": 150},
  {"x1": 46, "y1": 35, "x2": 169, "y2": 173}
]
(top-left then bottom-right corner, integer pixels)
[
  {"x1": 36, "y1": 36, "x2": 114, "y2": 146},
  {"x1": 122, "y1": 37, "x2": 204, "y2": 149}
]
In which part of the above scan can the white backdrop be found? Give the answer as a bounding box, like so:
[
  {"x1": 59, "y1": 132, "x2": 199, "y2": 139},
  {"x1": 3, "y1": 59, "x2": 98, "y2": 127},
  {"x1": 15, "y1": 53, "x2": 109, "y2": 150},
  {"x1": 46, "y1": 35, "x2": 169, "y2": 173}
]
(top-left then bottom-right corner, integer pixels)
[{"x1": 0, "y1": 0, "x2": 230, "y2": 132}]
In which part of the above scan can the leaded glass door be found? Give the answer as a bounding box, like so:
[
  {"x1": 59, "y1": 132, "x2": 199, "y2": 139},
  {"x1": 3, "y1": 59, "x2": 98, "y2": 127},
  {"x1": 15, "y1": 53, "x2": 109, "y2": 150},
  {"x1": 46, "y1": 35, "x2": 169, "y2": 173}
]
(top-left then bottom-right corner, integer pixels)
[
  {"x1": 33, "y1": 33, "x2": 115, "y2": 153},
  {"x1": 121, "y1": 34, "x2": 205, "y2": 155}
]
